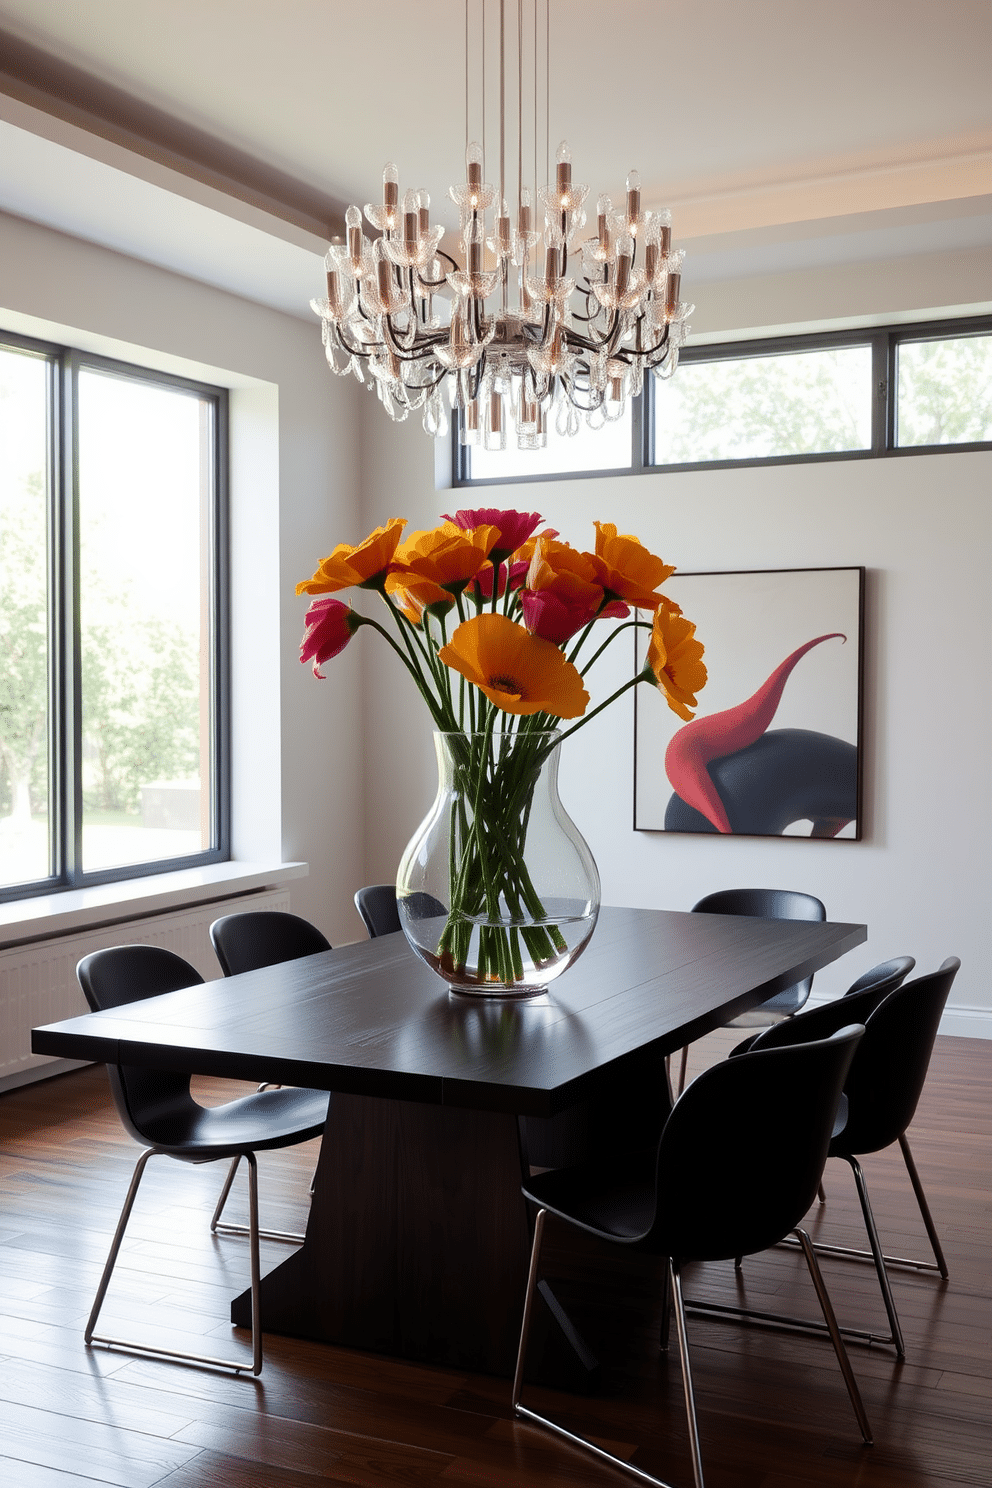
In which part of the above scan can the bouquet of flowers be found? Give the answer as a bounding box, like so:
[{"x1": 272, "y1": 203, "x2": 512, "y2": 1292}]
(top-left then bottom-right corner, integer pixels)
[{"x1": 298, "y1": 507, "x2": 706, "y2": 990}]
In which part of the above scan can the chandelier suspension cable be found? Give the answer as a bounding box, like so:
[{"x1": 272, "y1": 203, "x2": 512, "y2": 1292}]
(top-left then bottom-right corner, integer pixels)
[{"x1": 312, "y1": 0, "x2": 693, "y2": 447}]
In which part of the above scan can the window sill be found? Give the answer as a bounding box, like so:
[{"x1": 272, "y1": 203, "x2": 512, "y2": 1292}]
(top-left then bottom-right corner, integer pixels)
[{"x1": 0, "y1": 860, "x2": 308, "y2": 950}]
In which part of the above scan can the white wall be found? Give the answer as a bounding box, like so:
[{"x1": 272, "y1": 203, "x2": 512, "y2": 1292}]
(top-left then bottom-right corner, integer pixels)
[
  {"x1": 0, "y1": 210, "x2": 366, "y2": 946},
  {"x1": 355, "y1": 342, "x2": 992, "y2": 1034}
]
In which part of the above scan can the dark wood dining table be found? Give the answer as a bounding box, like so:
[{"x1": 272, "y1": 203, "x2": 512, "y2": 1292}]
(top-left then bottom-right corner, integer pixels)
[{"x1": 32, "y1": 904, "x2": 865, "y2": 1375}]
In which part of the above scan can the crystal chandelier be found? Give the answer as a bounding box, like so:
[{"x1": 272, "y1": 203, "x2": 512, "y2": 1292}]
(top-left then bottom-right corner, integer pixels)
[{"x1": 311, "y1": 0, "x2": 693, "y2": 452}]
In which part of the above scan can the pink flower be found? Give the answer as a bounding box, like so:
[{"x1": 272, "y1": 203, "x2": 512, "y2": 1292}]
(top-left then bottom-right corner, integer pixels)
[
  {"x1": 521, "y1": 589, "x2": 600, "y2": 645},
  {"x1": 442, "y1": 507, "x2": 544, "y2": 564},
  {"x1": 467, "y1": 558, "x2": 530, "y2": 601},
  {"x1": 300, "y1": 597, "x2": 363, "y2": 678}
]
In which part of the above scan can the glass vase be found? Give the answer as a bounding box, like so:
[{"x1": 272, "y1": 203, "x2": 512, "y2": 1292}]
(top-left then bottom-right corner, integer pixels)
[{"x1": 396, "y1": 730, "x2": 600, "y2": 996}]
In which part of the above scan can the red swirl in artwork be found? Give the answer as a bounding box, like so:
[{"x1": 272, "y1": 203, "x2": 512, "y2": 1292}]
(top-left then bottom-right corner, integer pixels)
[{"x1": 664, "y1": 634, "x2": 846, "y2": 833}]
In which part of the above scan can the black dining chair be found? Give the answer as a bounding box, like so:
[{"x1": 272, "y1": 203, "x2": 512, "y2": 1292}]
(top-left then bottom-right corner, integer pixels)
[
  {"x1": 209, "y1": 909, "x2": 331, "y2": 976},
  {"x1": 209, "y1": 909, "x2": 332, "y2": 1226},
  {"x1": 354, "y1": 883, "x2": 402, "y2": 938},
  {"x1": 732, "y1": 954, "x2": 916, "y2": 1060},
  {"x1": 77, "y1": 945, "x2": 330, "y2": 1375},
  {"x1": 513, "y1": 1025, "x2": 871, "y2": 1488},
  {"x1": 674, "y1": 887, "x2": 826, "y2": 1093},
  {"x1": 732, "y1": 957, "x2": 960, "y2": 1359}
]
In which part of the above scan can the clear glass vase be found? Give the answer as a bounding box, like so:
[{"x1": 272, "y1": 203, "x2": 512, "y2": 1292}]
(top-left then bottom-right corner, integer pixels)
[{"x1": 396, "y1": 730, "x2": 601, "y2": 996}]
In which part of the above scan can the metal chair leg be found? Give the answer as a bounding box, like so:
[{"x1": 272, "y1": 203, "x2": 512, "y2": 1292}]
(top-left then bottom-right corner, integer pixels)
[
  {"x1": 670, "y1": 1262, "x2": 706, "y2": 1488},
  {"x1": 86, "y1": 1146, "x2": 264, "y2": 1375},
  {"x1": 845, "y1": 1155, "x2": 906, "y2": 1359},
  {"x1": 788, "y1": 1144, "x2": 947, "y2": 1279},
  {"x1": 677, "y1": 1046, "x2": 689, "y2": 1096},
  {"x1": 794, "y1": 1228, "x2": 873, "y2": 1444},
  {"x1": 211, "y1": 1152, "x2": 308, "y2": 1244},
  {"x1": 899, "y1": 1133, "x2": 949, "y2": 1278},
  {"x1": 512, "y1": 1207, "x2": 679, "y2": 1488}
]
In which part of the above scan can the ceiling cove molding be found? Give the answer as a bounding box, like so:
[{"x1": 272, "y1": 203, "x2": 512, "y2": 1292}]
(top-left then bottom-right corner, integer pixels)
[
  {"x1": 670, "y1": 147, "x2": 992, "y2": 240},
  {"x1": 0, "y1": 26, "x2": 345, "y2": 243}
]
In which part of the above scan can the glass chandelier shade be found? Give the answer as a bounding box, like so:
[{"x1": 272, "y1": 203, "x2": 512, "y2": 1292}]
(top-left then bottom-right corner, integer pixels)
[{"x1": 311, "y1": 3, "x2": 693, "y2": 451}]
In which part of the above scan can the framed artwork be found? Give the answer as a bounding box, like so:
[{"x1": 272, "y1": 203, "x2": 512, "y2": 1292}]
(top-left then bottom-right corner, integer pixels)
[{"x1": 634, "y1": 567, "x2": 865, "y2": 839}]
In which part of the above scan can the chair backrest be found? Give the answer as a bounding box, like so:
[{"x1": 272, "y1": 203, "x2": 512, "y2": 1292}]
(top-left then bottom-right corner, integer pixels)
[
  {"x1": 836, "y1": 957, "x2": 959, "y2": 1155},
  {"x1": 209, "y1": 911, "x2": 331, "y2": 976},
  {"x1": 748, "y1": 957, "x2": 960, "y2": 1157},
  {"x1": 843, "y1": 954, "x2": 915, "y2": 1010},
  {"x1": 76, "y1": 945, "x2": 204, "y2": 1146},
  {"x1": 692, "y1": 887, "x2": 826, "y2": 1015},
  {"x1": 354, "y1": 884, "x2": 401, "y2": 939},
  {"x1": 650, "y1": 1025, "x2": 863, "y2": 1264}
]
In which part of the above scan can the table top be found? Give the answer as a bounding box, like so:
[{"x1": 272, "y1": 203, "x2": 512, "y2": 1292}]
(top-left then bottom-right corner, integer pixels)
[{"x1": 32, "y1": 905, "x2": 866, "y2": 1117}]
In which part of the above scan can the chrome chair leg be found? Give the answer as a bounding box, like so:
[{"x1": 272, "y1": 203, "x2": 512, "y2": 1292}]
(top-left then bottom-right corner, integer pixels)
[
  {"x1": 513, "y1": 1208, "x2": 681, "y2": 1488},
  {"x1": 793, "y1": 1142, "x2": 947, "y2": 1280},
  {"x1": 899, "y1": 1133, "x2": 949, "y2": 1278},
  {"x1": 670, "y1": 1262, "x2": 706, "y2": 1488},
  {"x1": 211, "y1": 1151, "x2": 308, "y2": 1244},
  {"x1": 845, "y1": 1154, "x2": 906, "y2": 1360},
  {"x1": 210, "y1": 1155, "x2": 242, "y2": 1230},
  {"x1": 86, "y1": 1147, "x2": 264, "y2": 1375},
  {"x1": 794, "y1": 1228, "x2": 873, "y2": 1444}
]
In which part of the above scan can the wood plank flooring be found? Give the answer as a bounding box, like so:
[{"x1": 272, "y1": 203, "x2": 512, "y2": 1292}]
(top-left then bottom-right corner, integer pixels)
[{"x1": 0, "y1": 1031, "x2": 988, "y2": 1487}]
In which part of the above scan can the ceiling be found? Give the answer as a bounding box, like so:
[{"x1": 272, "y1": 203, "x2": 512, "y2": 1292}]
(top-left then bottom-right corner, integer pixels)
[{"x1": 1, "y1": 0, "x2": 990, "y2": 322}]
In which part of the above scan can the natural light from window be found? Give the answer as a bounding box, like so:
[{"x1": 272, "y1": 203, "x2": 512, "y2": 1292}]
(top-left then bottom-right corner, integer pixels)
[
  {"x1": 78, "y1": 370, "x2": 212, "y2": 872},
  {"x1": 653, "y1": 346, "x2": 873, "y2": 463}
]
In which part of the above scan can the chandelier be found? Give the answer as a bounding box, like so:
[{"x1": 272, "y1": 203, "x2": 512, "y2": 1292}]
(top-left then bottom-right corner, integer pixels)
[{"x1": 311, "y1": 0, "x2": 693, "y2": 452}]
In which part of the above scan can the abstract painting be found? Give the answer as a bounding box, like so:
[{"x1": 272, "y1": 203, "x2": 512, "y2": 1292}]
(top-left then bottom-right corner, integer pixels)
[{"x1": 634, "y1": 567, "x2": 864, "y2": 838}]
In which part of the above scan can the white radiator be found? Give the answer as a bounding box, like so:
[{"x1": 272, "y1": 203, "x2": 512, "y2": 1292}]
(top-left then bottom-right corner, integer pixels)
[{"x1": 0, "y1": 888, "x2": 291, "y2": 1091}]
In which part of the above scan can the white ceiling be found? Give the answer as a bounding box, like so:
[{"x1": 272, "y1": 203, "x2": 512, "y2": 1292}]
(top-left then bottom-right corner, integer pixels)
[{"x1": 0, "y1": 0, "x2": 990, "y2": 320}]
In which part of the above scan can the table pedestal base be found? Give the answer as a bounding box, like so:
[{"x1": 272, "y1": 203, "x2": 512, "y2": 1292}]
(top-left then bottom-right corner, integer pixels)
[{"x1": 232, "y1": 1092, "x2": 532, "y2": 1375}]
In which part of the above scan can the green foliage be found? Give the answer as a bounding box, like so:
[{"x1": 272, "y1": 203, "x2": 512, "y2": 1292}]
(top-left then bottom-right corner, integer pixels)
[
  {"x1": 1, "y1": 470, "x2": 201, "y2": 822},
  {"x1": 81, "y1": 611, "x2": 201, "y2": 814},
  {"x1": 0, "y1": 470, "x2": 48, "y2": 819},
  {"x1": 655, "y1": 349, "x2": 871, "y2": 462},
  {"x1": 897, "y1": 336, "x2": 992, "y2": 445}
]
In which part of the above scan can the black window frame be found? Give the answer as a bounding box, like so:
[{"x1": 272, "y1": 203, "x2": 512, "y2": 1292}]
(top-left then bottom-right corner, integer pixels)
[
  {"x1": 452, "y1": 314, "x2": 992, "y2": 485},
  {"x1": 0, "y1": 328, "x2": 230, "y2": 904}
]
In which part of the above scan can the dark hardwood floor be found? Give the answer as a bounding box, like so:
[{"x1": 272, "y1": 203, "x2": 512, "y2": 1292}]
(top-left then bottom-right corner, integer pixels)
[{"x1": 0, "y1": 1030, "x2": 988, "y2": 1487}]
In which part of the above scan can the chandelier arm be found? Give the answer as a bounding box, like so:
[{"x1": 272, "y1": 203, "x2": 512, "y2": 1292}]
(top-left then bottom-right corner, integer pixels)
[{"x1": 333, "y1": 325, "x2": 378, "y2": 361}]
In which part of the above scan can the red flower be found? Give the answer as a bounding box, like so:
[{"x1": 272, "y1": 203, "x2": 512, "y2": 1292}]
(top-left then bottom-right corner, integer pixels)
[
  {"x1": 442, "y1": 507, "x2": 544, "y2": 565},
  {"x1": 521, "y1": 588, "x2": 598, "y2": 645},
  {"x1": 467, "y1": 558, "x2": 530, "y2": 601},
  {"x1": 299, "y1": 597, "x2": 363, "y2": 678}
]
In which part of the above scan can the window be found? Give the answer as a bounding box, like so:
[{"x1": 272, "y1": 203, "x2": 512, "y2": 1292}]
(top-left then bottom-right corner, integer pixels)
[
  {"x1": 453, "y1": 317, "x2": 992, "y2": 483},
  {"x1": 652, "y1": 343, "x2": 873, "y2": 464},
  {"x1": 0, "y1": 334, "x2": 228, "y2": 900},
  {"x1": 896, "y1": 332, "x2": 992, "y2": 447}
]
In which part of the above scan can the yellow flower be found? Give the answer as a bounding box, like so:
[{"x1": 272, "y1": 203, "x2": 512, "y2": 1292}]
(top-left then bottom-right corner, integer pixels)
[
  {"x1": 297, "y1": 518, "x2": 406, "y2": 595},
  {"x1": 395, "y1": 521, "x2": 500, "y2": 595},
  {"x1": 645, "y1": 606, "x2": 707, "y2": 721},
  {"x1": 438, "y1": 614, "x2": 590, "y2": 718},
  {"x1": 588, "y1": 522, "x2": 678, "y2": 611}
]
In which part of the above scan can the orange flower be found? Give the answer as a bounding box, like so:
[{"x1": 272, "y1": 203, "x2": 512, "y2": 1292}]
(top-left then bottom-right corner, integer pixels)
[
  {"x1": 645, "y1": 606, "x2": 707, "y2": 721},
  {"x1": 395, "y1": 521, "x2": 500, "y2": 595},
  {"x1": 527, "y1": 535, "x2": 604, "y2": 610},
  {"x1": 297, "y1": 518, "x2": 406, "y2": 596},
  {"x1": 513, "y1": 525, "x2": 559, "y2": 565},
  {"x1": 384, "y1": 571, "x2": 455, "y2": 625},
  {"x1": 438, "y1": 614, "x2": 590, "y2": 718},
  {"x1": 587, "y1": 522, "x2": 678, "y2": 611}
]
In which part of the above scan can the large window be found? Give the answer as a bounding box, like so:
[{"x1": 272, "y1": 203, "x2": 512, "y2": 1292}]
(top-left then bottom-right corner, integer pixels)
[
  {"x1": 454, "y1": 317, "x2": 992, "y2": 483},
  {"x1": 0, "y1": 334, "x2": 228, "y2": 900}
]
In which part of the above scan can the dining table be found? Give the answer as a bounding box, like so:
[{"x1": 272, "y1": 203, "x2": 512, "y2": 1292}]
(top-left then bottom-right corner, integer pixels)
[{"x1": 32, "y1": 904, "x2": 866, "y2": 1376}]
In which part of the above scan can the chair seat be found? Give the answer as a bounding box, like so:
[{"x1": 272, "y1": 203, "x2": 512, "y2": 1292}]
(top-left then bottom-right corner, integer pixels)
[
  {"x1": 524, "y1": 1159, "x2": 657, "y2": 1243},
  {"x1": 139, "y1": 1085, "x2": 330, "y2": 1160}
]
